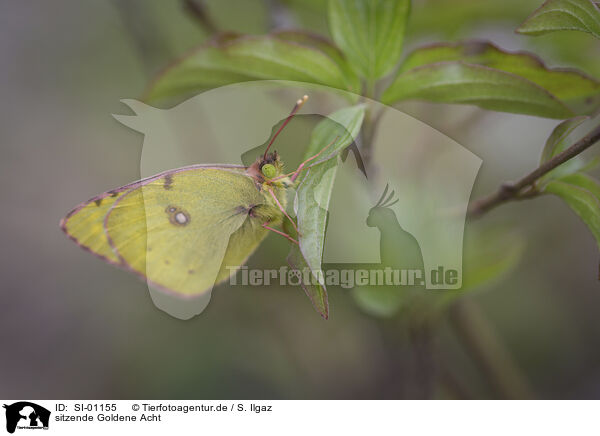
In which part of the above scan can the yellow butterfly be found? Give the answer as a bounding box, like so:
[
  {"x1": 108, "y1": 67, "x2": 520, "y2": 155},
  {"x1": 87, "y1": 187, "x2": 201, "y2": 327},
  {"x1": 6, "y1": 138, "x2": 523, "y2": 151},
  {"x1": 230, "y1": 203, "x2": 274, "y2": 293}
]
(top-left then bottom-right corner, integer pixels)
[{"x1": 60, "y1": 96, "x2": 332, "y2": 318}]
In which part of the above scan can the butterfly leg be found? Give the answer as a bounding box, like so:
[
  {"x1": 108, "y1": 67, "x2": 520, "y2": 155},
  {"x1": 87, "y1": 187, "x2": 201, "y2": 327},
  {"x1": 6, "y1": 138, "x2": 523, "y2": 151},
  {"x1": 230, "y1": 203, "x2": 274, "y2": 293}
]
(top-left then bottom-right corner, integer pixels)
[
  {"x1": 262, "y1": 223, "x2": 299, "y2": 245},
  {"x1": 267, "y1": 186, "x2": 299, "y2": 234},
  {"x1": 289, "y1": 135, "x2": 339, "y2": 182}
]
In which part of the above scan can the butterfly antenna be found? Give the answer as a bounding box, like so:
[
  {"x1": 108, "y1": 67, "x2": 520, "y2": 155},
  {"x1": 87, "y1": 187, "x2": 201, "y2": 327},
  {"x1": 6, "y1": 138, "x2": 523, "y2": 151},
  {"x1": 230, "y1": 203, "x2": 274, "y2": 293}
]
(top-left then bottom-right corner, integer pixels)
[{"x1": 263, "y1": 95, "x2": 308, "y2": 160}]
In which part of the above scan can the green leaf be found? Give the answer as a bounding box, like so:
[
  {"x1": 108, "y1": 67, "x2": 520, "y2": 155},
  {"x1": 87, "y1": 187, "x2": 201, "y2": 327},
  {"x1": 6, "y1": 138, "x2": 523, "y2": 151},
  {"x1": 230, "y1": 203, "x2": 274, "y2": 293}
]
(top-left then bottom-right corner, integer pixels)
[
  {"x1": 145, "y1": 34, "x2": 356, "y2": 103},
  {"x1": 578, "y1": 155, "x2": 600, "y2": 173},
  {"x1": 287, "y1": 244, "x2": 329, "y2": 319},
  {"x1": 540, "y1": 116, "x2": 589, "y2": 163},
  {"x1": 382, "y1": 61, "x2": 573, "y2": 119},
  {"x1": 292, "y1": 105, "x2": 365, "y2": 317},
  {"x1": 409, "y1": 0, "x2": 543, "y2": 38},
  {"x1": 272, "y1": 30, "x2": 361, "y2": 93},
  {"x1": 517, "y1": 0, "x2": 600, "y2": 39},
  {"x1": 538, "y1": 117, "x2": 599, "y2": 183},
  {"x1": 558, "y1": 172, "x2": 600, "y2": 196},
  {"x1": 294, "y1": 156, "x2": 338, "y2": 285},
  {"x1": 328, "y1": 0, "x2": 411, "y2": 81},
  {"x1": 302, "y1": 104, "x2": 366, "y2": 159},
  {"x1": 395, "y1": 41, "x2": 600, "y2": 115},
  {"x1": 544, "y1": 173, "x2": 600, "y2": 251}
]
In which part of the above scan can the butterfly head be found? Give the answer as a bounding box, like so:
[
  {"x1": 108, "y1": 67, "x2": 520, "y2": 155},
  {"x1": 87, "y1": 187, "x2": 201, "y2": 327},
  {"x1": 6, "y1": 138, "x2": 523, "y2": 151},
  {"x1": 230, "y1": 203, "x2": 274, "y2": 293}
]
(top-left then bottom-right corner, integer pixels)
[
  {"x1": 247, "y1": 95, "x2": 308, "y2": 187},
  {"x1": 247, "y1": 151, "x2": 287, "y2": 185},
  {"x1": 260, "y1": 151, "x2": 283, "y2": 179}
]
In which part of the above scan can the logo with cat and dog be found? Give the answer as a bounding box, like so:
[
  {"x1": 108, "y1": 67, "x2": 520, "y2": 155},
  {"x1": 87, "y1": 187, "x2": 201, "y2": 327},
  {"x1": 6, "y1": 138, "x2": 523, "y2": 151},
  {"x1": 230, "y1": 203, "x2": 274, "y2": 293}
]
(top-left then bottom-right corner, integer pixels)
[{"x1": 3, "y1": 402, "x2": 50, "y2": 433}]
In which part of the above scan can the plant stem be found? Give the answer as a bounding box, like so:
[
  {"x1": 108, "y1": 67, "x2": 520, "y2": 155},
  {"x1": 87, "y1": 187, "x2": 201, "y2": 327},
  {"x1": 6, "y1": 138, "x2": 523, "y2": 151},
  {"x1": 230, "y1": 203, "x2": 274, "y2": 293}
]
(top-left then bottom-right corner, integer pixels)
[
  {"x1": 468, "y1": 123, "x2": 600, "y2": 218},
  {"x1": 359, "y1": 105, "x2": 383, "y2": 170},
  {"x1": 182, "y1": 0, "x2": 219, "y2": 34},
  {"x1": 450, "y1": 299, "x2": 535, "y2": 399}
]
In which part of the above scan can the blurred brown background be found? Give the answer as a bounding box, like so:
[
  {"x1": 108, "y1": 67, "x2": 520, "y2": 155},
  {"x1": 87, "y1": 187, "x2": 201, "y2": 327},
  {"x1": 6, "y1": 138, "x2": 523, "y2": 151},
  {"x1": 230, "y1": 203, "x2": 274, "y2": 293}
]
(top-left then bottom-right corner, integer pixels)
[{"x1": 2, "y1": 0, "x2": 600, "y2": 399}]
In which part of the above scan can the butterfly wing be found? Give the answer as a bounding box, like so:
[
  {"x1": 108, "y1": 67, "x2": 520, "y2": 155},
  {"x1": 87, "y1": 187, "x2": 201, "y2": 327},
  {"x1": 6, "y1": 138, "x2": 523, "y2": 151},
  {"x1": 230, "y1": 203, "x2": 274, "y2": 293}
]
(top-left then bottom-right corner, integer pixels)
[
  {"x1": 106, "y1": 167, "x2": 269, "y2": 295},
  {"x1": 60, "y1": 164, "x2": 246, "y2": 266},
  {"x1": 62, "y1": 164, "x2": 269, "y2": 295},
  {"x1": 61, "y1": 186, "x2": 137, "y2": 265}
]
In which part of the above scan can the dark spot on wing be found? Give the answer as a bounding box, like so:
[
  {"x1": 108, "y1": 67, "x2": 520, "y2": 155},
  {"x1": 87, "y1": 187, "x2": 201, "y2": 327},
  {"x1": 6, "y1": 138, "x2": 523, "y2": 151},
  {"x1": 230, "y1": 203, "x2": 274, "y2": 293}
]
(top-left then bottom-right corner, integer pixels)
[
  {"x1": 164, "y1": 259, "x2": 170, "y2": 265},
  {"x1": 164, "y1": 174, "x2": 174, "y2": 190},
  {"x1": 109, "y1": 190, "x2": 119, "y2": 197},
  {"x1": 188, "y1": 269, "x2": 195, "y2": 274},
  {"x1": 94, "y1": 198, "x2": 103, "y2": 207},
  {"x1": 165, "y1": 205, "x2": 190, "y2": 226}
]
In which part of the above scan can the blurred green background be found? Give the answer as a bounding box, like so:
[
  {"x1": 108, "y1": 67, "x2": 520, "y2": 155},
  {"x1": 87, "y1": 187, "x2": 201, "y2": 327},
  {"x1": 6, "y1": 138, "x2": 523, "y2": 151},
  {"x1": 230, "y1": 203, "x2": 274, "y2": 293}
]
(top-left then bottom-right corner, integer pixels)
[{"x1": 2, "y1": 0, "x2": 600, "y2": 399}]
